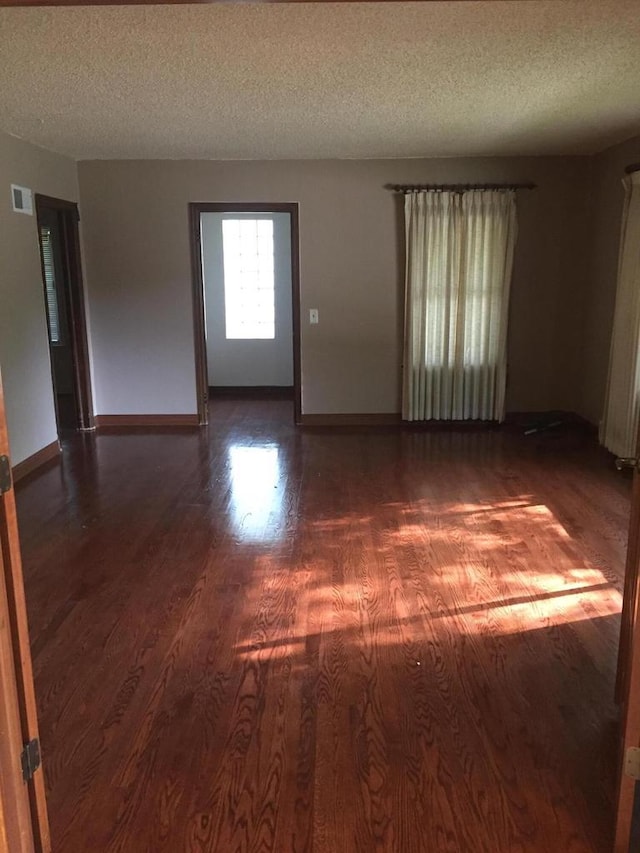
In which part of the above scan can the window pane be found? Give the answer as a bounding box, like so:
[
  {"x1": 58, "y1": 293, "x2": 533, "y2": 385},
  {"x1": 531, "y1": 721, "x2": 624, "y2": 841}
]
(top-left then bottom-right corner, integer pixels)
[
  {"x1": 40, "y1": 226, "x2": 61, "y2": 345},
  {"x1": 222, "y1": 219, "x2": 275, "y2": 340}
]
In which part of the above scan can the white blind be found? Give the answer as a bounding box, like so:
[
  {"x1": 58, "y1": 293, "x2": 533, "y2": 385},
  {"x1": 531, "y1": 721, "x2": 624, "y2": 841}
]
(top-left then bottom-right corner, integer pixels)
[{"x1": 40, "y1": 226, "x2": 61, "y2": 344}]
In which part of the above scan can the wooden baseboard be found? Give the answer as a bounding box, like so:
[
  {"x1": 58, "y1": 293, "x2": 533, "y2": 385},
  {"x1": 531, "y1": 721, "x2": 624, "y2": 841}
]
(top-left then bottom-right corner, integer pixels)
[
  {"x1": 209, "y1": 386, "x2": 294, "y2": 400},
  {"x1": 12, "y1": 440, "x2": 61, "y2": 483},
  {"x1": 298, "y1": 413, "x2": 402, "y2": 427},
  {"x1": 297, "y1": 410, "x2": 596, "y2": 432},
  {"x1": 504, "y1": 410, "x2": 597, "y2": 434},
  {"x1": 95, "y1": 414, "x2": 199, "y2": 428}
]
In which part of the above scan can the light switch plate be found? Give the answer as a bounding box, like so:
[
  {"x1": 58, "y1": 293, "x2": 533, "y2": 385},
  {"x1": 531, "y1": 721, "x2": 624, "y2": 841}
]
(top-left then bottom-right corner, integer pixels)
[{"x1": 309, "y1": 309, "x2": 319, "y2": 324}]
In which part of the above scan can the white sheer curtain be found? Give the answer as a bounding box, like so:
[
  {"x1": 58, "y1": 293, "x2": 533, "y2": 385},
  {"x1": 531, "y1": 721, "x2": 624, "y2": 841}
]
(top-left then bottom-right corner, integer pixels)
[
  {"x1": 402, "y1": 189, "x2": 517, "y2": 422},
  {"x1": 600, "y1": 171, "x2": 640, "y2": 458}
]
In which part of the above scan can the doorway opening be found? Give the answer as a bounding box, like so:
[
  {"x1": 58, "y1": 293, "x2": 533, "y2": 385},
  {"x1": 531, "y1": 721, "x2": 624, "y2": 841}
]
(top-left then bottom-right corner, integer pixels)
[
  {"x1": 189, "y1": 202, "x2": 301, "y2": 426},
  {"x1": 35, "y1": 195, "x2": 94, "y2": 434}
]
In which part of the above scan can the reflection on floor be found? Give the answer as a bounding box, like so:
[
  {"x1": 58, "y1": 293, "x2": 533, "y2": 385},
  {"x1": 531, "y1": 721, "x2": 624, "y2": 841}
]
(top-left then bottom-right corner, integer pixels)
[
  {"x1": 16, "y1": 400, "x2": 631, "y2": 852},
  {"x1": 55, "y1": 392, "x2": 76, "y2": 431}
]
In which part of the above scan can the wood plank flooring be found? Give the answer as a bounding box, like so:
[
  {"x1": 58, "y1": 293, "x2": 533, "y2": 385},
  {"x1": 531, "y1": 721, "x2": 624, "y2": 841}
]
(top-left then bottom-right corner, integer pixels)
[{"x1": 15, "y1": 400, "x2": 631, "y2": 852}]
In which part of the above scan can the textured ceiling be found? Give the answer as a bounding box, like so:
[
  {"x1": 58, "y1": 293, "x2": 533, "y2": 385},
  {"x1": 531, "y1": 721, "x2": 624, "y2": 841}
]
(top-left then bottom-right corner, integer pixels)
[{"x1": 0, "y1": 1, "x2": 639, "y2": 160}]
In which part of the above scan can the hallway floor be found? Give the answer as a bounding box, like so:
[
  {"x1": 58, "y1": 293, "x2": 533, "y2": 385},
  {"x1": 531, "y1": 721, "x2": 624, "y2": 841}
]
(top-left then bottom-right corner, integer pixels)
[{"x1": 16, "y1": 400, "x2": 631, "y2": 852}]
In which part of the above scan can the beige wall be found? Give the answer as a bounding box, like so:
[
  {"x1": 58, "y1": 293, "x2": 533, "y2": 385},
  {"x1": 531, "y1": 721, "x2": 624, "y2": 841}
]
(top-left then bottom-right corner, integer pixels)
[
  {"x1": 78, "y1": 156, "x2": 593, "y2": 417},
  {"x1": 580, "y1": 134, "x2": 640, "y2": 426},
  {"x1": 0, "y1": 133, "x2": 631, "y2": 458},
  {"x1": 0, "y1": 130, "x2": 80, "y2": 464}
]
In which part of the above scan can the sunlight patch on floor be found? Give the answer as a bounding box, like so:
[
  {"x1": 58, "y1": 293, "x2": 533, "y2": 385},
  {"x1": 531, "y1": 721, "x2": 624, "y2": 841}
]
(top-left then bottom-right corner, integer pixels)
[
  {"x1": 228, "y1": 443, "x2": 283, "y2": 542},
  {"x1": 232, "y1": 491, "x2": 623, "y2": 654}
]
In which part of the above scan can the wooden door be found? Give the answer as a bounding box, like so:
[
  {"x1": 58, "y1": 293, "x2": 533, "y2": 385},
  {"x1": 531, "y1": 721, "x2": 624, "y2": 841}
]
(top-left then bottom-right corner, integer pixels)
[
  {"x1": 0, "y1": 370, "x2": 51, "y2": 853},
  {"x1": 35, "y1": 194, "x2": 94, "y2": 434},
  {"x1": 615, "y1": 435, "x2": 640, "y2": 852}
]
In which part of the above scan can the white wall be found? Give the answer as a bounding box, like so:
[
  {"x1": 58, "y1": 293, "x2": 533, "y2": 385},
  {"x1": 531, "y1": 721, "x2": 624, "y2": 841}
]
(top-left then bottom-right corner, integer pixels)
[
  {"x1": 202, "y1": 211, "x2": 293, "y2": 387},
  {"x1": 0, "y1": 130, "x2": 80, "y2": 464}
]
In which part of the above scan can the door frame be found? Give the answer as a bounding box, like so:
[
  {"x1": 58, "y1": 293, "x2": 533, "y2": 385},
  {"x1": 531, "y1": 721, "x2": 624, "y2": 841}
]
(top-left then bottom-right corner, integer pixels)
[
  {"x1": 0, "y1": 368, "x2": 51, "y2": 852},
  {"x1": 35, "y1": 194, "x2": 94, "y2": 432},
  {"x1": 188, "y1": 202, "x2": 302, "y2": 426},
  {"x1": 0, "y1": 531, "x2": 36, "y2": 852},
  {"x1": 615, "y1": 444, "x2": 640, "y2": 851}
]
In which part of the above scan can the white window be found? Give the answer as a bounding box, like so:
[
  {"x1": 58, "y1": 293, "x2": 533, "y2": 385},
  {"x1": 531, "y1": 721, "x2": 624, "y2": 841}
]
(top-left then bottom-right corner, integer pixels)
[
  {"x1": 40, "y1": 225, "x2": 61, "y2": 345},
  {"x1": 402, "y1": 190, "x2": 517, "y2": 422},
  {"x1": 222, "y1": 219, "x2": 275, "y2": 339}
]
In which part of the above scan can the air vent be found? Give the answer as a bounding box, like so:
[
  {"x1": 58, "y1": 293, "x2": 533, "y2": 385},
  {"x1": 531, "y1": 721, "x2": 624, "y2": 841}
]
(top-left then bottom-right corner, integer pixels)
[{"x1": 11, "y1": 184, "x2": 33, "y2": 215}]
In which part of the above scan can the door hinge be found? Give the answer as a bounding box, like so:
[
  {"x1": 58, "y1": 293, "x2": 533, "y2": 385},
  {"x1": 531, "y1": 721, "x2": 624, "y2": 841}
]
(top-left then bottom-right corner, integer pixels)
[
  {"x1": 21, "y1": 739, "x2": 41, "y2": 782},
  {"x1": 625, "y1": 747, "x2": 640, "y2": 780},
  {"x1": 0, "y1": 455, "x2": 11, "y2": 494}
]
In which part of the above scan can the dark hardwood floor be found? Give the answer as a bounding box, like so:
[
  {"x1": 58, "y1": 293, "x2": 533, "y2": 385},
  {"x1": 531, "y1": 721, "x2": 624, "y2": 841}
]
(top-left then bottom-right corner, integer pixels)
[{"x1": 15, "y1": 400, "x2": 631, "y2": 853}]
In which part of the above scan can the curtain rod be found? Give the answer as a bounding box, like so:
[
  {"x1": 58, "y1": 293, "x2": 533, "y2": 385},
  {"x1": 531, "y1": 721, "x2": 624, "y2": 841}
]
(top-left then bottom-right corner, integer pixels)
[
  {"x1": 625, "y1": 163, "x2": 640, "y2": 175},
  {"x1": 387, "y1": 182, "x2": 536, "y2": 193}
]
